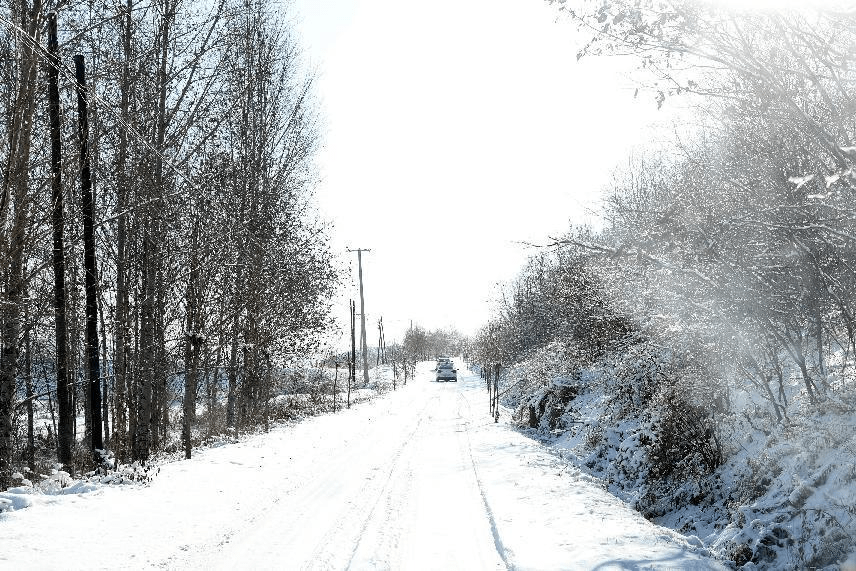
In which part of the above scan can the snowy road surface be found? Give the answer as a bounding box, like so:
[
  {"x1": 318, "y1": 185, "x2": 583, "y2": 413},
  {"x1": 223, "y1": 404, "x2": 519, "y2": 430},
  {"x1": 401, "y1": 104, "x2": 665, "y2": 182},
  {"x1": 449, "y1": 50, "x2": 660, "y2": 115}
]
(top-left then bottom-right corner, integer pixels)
[{"x1": 1, "y1": 362, "x2": 724, "y2": 570}]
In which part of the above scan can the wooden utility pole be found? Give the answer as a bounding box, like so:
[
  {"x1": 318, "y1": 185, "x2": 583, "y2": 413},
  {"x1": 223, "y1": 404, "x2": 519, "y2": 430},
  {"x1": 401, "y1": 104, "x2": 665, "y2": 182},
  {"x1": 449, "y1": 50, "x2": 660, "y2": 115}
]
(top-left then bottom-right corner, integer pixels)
[
  {"x1": 349, "y1": 300, "x2": 356, "y2": 409},
  {"x1": 380, "y1": 318, "x2": 386, "y2": 365},
  {"x1": 74, "y1": 54, "x2": 103, "y2": 454},
  {"x1": 47, "y1": 13, "x2": 72, "y2": 466},
  {"x1": 347, "y1": 248, "x2": 370, "y2": 385}
]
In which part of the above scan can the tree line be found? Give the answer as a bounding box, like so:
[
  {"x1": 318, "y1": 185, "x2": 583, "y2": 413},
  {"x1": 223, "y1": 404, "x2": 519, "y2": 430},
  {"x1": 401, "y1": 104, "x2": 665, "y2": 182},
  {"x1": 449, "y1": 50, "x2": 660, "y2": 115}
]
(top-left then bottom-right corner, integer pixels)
[
  {"x1": 0, "y1": 0, "x2": 336, "y2": 489},
  {"x1": 402, "y1": 324, "x2": 466, "y2": 362},
  {"x1": 473, "y1": 0, "x2": 856, "y2": 462}
]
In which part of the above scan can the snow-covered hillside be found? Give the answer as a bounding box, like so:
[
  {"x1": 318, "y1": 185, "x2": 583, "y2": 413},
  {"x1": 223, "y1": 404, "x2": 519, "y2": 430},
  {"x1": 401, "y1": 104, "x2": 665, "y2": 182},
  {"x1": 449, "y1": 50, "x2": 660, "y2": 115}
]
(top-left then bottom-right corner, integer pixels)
[
  {"x1": 500, "y1": 344, "x2": 856, "y2": 570},
  {"x1": 1, "y1": 362, "x2": 722, "y2": 570}
]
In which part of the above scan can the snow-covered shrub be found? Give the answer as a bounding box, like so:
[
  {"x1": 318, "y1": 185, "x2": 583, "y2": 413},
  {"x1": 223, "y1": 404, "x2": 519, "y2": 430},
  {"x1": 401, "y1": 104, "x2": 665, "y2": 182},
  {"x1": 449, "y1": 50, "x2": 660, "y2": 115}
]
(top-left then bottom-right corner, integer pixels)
[
  {"x1": 607, "y1": 350, "x2": 660, "y2": 418},
  {"x1": 269, "y1": 366, "x2": 338, "y2": 420},
  {"x1": 648, "y1": 387, "x2": 722, "y2": 482},
  {"x1": 520, "y1": 381, "x2": 580, "y2": 431},
  {"x1": 504, "y1": 342, "x2": 582, "y2": 413},
  {"x1": 516, "y1": 337, "x2": 725, "y2": 515}
]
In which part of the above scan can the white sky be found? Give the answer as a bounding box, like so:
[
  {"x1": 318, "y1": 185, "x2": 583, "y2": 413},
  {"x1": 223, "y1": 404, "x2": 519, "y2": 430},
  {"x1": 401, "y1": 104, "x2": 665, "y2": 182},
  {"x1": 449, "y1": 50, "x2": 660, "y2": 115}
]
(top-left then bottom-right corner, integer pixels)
[{"x1": 291, "y1": 0, "x2": 664, "y2": 346}]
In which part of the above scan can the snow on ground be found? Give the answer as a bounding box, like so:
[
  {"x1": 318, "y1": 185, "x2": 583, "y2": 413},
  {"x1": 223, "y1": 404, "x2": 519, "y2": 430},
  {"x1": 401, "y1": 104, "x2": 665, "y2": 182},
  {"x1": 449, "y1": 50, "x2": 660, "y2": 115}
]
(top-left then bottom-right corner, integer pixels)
[{"x1": 1, "y1": 361, "x2": 724, "y2": 570}]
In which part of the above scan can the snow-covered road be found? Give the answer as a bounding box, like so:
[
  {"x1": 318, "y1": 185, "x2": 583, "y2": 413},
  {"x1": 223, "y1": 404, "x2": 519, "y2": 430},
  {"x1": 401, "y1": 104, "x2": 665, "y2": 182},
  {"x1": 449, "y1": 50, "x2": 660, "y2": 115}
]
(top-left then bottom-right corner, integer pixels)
[{"x1": 1, "y1": 362, "x2": 724, "y2": 570}]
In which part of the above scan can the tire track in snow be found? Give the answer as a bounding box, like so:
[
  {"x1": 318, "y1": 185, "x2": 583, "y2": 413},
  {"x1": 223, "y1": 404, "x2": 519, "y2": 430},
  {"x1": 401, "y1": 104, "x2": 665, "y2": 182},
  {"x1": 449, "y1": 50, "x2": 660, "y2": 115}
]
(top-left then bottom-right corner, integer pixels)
[
  {"x1": 290, "y1": 393, "x2": 438, "y2": 569},
  {"x1": 208, "y1": 391, "x2": 440, "y2": 570},
  {"x1": 320, "y1": 400, "x2": 429, "y2": 569},
  {"x1": 340, "y1": 399, "x2": 437, "y2": 570},
  {"x1": 456, "y1": 382, "x2": 513, "y2": 571}
]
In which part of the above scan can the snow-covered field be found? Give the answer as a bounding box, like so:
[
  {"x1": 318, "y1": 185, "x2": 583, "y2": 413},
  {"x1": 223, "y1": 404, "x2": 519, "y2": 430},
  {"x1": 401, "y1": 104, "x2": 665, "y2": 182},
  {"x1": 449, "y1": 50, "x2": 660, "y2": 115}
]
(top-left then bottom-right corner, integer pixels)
[{"x1": 1, "y1": 361, "x2": 723, "y2": 570}]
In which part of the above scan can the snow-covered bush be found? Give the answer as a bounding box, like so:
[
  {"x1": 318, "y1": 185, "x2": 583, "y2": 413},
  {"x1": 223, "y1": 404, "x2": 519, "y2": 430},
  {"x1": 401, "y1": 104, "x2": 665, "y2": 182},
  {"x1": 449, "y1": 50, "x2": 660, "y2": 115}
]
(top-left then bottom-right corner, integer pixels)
[
  {"x1": 513, "y1": 337, "x2": 724, "y2": 511},
  {"x1": 268, "y1": 367, "x2": 338, "y2": 420},
  {"x1": 648, "y1": 387, "x2": 722, "y2": 483}
]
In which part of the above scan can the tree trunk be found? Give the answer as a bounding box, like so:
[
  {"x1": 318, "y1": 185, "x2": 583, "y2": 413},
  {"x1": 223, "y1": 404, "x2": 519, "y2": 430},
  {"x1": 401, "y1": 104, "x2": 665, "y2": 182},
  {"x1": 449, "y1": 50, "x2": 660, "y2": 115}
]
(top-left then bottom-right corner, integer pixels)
[
  {"x1": 46, "y1": 11, "x2": 73, "y2": 467},
  {"x1": 155, "y1": 247, "x2": 168, "y2": 450},
  {"x1": 0, "y1": 0, "x2": 42, "y2": 489},
  {"x1": 112, "y1": 0, "x2": 134, "y2": 463},
  {"x1": 98, "y1": 288, "x2": 110, "y2": 446},
  {"x1": 814, "y1": 301, "x2": 829, "y2": 390},
  {"x1": 182, "y1": 335, "x2": 200, "y2": 458},
  {"x1": 74, "y1": 54, "x2": 104, "y2": 455},
  {"x1": 226, "y1": 310, "x2": 240, "y2": 428},
  {"x1": 183, "y1": 216, "x2": 201, "y2": 458},
  {"x1": 24, "y1": 312, "x2": 34, "y2": 472},
  {"x1": 134, "y1": 227, "x2": 155, "y2": 461},
  {"x1": 151, "y1": 0, "x2": 175, "y2": 454}
]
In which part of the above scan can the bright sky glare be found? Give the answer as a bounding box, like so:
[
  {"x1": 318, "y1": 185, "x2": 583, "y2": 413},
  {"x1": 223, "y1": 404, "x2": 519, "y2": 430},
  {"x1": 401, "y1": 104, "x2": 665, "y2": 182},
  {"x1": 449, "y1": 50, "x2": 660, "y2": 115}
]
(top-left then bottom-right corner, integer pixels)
[{"x1": 291, "y1": 0, "x2": 663, "y2": 347}]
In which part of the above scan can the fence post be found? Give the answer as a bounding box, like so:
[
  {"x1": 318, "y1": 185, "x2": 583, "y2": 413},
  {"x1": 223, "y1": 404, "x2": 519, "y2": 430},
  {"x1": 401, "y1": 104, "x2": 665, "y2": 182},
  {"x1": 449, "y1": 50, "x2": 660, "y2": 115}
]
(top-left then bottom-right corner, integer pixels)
[
  {"x1": 493, "y1": 363, "x2": 501, "y2": 423},
  {"x1": 333, "y1": 361, "x2": 338, "y2": 413},
  {"x1": 487, "y1": 363, "x2": 493, "y2": 416}
]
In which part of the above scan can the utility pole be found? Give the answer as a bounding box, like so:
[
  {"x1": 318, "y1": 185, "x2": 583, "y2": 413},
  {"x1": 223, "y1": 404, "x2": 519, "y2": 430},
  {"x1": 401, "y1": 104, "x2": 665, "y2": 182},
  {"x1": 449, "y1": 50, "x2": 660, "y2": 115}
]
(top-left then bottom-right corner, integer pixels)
[
  {"x1": 377, "y1": 317, "x2": 385, "y2": 366},
  {"x1": 348, "y1": 248, "x2": 370, "y2": 385},
  {"x1": 349, "y1": 300, "x2": 356, "y2": 408}
]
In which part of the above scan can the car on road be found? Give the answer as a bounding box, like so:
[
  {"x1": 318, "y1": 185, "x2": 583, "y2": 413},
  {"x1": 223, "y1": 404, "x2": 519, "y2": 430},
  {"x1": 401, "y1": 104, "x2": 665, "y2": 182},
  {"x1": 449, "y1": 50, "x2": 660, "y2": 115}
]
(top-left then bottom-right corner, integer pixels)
[{"x1": 435, "y1": 361, "x2": 458, "y2": 382}]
